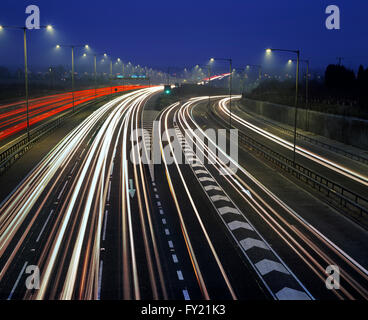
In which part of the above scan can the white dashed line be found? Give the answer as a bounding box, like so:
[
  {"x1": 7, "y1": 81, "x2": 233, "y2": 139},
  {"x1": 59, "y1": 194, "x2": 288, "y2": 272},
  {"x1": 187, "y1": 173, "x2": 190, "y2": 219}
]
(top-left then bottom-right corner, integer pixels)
[
  {"x1": 107, "y1": 181, "x2": 112, "y2": 202},
  {"x1": 36, "y1": 209, "x2": 54, "y2": 242},
  {"x1": 8, "y1": 261, "x2": 28, "y2": 300},
  {"x1": 102, "y1": 210, "x2": 109, "y2": 241},
  {"x1": 57, "y1": 181, "x2": 68, "y2": 200},
  {"x1": 98, "y1": 260, "x2": 103, "y2": 300},
  {"x1": 182, "y1": 289, "x2": 190, "y2": 300},
  {"x1": 177, "y1": 270, "x2": 184, "y2": 280}
]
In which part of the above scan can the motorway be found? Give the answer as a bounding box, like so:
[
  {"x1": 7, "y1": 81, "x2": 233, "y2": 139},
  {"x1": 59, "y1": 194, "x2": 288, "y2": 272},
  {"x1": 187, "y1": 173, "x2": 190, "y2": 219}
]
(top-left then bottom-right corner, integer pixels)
[{"x1": 0, "y1": 89, "x2": 368, "y2": 300}]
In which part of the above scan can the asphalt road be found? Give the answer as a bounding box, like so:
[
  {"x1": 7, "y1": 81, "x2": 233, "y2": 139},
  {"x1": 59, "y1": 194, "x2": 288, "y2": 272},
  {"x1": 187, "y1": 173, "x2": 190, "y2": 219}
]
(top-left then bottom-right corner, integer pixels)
[{"x1": 0, "y1": 90, "x2": 368, "y2": 300}]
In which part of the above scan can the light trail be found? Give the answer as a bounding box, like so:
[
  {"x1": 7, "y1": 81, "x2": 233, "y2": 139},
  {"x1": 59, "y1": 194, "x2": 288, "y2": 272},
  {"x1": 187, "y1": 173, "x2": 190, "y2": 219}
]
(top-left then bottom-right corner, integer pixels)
[
  {"x1": 0, "y1": 85, "x2": 149, "y2": 142},
  {"x1": 174, "y1": 96, "x2": 368, "y2": 300},
  {"x1": 218, "y1": 96, "x2": 368, "y2": 187},
  {"x1": 158, "y1": 102, "x2": 237, "y2": 300},
  {"x1": 0, "y1": 86, "x2": 164, "y2": 300}
]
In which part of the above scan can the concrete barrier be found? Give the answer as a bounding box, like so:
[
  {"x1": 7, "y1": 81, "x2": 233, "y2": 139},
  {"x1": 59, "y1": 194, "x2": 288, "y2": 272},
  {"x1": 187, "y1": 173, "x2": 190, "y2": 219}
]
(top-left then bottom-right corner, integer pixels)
[{"x1": 241, "y1": 98, "x2": 368, "y2": 150}]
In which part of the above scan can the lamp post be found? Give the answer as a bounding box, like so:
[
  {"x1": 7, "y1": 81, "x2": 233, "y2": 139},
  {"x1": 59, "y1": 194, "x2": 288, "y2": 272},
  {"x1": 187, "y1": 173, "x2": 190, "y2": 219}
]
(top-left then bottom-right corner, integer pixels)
[
  {"x1": 56, "y1": 44, "x2": 89, "y2": 112},
  {"x1": 0, "y1": 25, "x2": 53, "y2": 142},
  {"x1": 289, "y1": 58, "x2": 309, "y2": 108},
  {"x1": 266, "y1": 48, "x2": 300, "y2": 165},
  {"x1": 212, "y1": 58, "x2": 233, "y2": 128},
  {"x1": 101, "y1": 53, "x2": 112, "y2": 95},
  {"x1": 208, "y1": 58, "x2": 214, "y2": 109},
  {"x1": 246, "y1": 64, "x2": 263, "y2": 81},
  {"x1": 116, "y1": 57, "x2": 125, "y2": 88},
  {"x1": 82, "y1": 52, "x2": 98, "y2": 96},
  {"x1": 234, "y1": 67, "x2": 247, "y2": 95}
]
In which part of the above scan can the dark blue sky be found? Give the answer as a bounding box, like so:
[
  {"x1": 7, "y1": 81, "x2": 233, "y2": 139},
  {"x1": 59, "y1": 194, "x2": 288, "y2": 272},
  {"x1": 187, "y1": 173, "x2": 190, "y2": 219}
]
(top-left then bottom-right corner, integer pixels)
[{"x1": 1, "y1": 0, "x2": 368, "y2": 73}]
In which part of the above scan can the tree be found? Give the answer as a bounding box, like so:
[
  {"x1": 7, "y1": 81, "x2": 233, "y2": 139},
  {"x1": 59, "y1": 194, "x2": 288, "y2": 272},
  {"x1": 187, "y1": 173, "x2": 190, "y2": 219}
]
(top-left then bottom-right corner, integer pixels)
[
  {"x1": 0, "y1": 66, "x2": 11, "y2": 79},
  {"x1": 324, "y1": 64, "x2": 356, "y2": 91}
]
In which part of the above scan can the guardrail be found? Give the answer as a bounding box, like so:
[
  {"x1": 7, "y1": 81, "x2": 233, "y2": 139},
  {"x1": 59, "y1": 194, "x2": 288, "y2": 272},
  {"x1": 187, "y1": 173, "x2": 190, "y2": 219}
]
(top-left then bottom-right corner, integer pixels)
[
  {"x1": 235, "y1": 102, "x2": 368, "y2": 166},
  {"x1": 0, "y1": 95, "x2": 111, "y2": 176},
  {"x1": 208, "y1": 109, "x2": 368, "y2": 218}
]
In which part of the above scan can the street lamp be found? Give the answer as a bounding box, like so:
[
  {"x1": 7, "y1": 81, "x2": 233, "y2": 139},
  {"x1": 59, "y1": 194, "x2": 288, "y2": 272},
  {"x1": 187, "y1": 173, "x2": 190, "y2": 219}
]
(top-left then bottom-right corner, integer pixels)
[
  {"x1": 1, "y1": 24, "x2": 53, "y2": 142},
  {"x1": 116, "y1": 58, "x2": 125, "y2": 77},
  {"x1": 211, "y1": 57, "x2": 233, "y2": 129},
  {"x1": 266, "y1": 48, "x2": 300, "y2": 165},
  {"x1": 56, "y1": 44, "x2": 89, "y2": 112}
]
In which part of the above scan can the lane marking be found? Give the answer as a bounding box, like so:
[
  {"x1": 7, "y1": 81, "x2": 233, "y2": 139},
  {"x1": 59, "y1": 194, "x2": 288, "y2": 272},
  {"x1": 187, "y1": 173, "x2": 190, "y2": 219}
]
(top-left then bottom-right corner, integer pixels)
[
  {"x1": 194, "y1": 169, "x2": 208, "y2": 175},
  {"x1": 199, "y1": 177, "x2": 215, "y2": 183},
  {"x1": 228, "y1": 220, "x2": 253, "y2": 232},
  {"x1": 183, "y1": 289, "x2": 190, "y2": 300},
  {"x1": 36, "y1": 209, "x2": 54, "y2": 242},
  {"x1": 276, "y1": 287, "x2": 310, "y2": 300},
  {"x1": 210, "y1": 195, "x2": 230, "y2": 203},
  {"x1": 204, "y1": 185, "x2": 222, "y2": 192},
  {"x1": 57, "y1": 181, "x2": 68, "y2": 200},
  {"x1": 70, "y1": 162, "x2": 78, "y2": 175},
  {"x1": 177, "y1": 270, "x2": 184, "y2": 281},
  {"x1": 98, "y1": 260, "x2": 103, "y2": 300},
  {"x1": 240, "y1": 238, "x2": 269, "y2": 251},
  {"x1": 218, "y1": 206, "x2": 240, "y2": 215},
  {"x1": 102, "y1": 210, "x2": 109, "y2": 241},
  {"x1": 255, "y1": 259, "x2": 289, "y2": 276},
  {"x1": 8, "y1": 261, "x2": 28, "y2": 300},
  {"x1": 107, "y1": 181, "x2": 112, "y2": 203},
  {"x1": 172, "y1": 254, "x2": 179, "y2": 263}
]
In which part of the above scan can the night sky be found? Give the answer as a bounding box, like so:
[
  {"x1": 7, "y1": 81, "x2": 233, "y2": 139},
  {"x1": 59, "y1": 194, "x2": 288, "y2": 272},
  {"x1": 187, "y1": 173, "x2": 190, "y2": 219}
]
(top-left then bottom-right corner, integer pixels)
[{"x1": 1, "y1": 0, "x2": 368, "y2": 73}]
